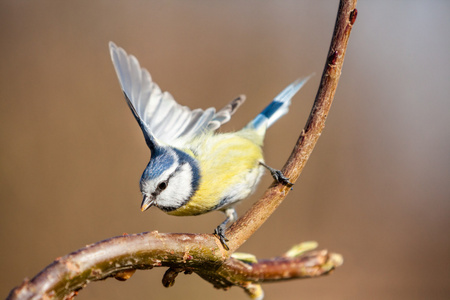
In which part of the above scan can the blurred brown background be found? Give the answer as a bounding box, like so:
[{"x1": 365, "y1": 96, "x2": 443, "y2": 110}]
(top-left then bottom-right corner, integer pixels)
[{"x1": 1, "y1": 1, "x2": 449, "y2": 299}]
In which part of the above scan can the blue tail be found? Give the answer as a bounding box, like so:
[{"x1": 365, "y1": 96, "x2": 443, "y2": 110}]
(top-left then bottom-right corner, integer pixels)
[{"x1": 247, "y1": 77, "x2": 310, "y2": 130}]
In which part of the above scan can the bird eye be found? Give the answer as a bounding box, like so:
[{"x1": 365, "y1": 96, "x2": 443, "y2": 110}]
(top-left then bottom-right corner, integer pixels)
[{"x1": 158, "y1": 181, "x2": 168, "y2": 191}]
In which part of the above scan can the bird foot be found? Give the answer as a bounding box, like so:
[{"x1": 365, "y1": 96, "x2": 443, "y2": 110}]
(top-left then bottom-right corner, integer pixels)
[
  {"x1": 260, "y1": 162, "x2": 293, "y2": 186},
  {"x1": 213, "y1": 226, "x2": 230, "y2": 250},
  {"x1": 270, "y1": 169, "x2": 293, "y2": 186}
]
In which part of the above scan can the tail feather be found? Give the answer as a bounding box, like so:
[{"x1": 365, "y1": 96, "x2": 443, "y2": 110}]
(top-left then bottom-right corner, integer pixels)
[{"x1": 247, "y1": 76, "x2": 310, "y2": 130}]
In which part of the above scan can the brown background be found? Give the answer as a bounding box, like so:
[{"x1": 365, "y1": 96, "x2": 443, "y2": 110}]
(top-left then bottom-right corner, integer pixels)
[{"x1": 1, "y1": 1, "x2": 449, "y2": 299}]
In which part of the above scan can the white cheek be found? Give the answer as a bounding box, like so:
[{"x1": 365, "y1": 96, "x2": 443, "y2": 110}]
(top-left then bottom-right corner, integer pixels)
[{"x1": 158, "y1": 163, "x2": 194, "y2": 209}]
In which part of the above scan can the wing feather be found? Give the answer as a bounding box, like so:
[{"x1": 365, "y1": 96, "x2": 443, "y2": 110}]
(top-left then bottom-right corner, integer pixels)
[{"x1": 109, "y1": 42, "x2": 243, "y2": 146}]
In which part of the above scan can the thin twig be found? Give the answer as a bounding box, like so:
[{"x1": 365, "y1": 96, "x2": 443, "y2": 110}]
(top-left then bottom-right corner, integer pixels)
[{"x1": 225, "y1": 0, "x2": 358, "y2": 252}]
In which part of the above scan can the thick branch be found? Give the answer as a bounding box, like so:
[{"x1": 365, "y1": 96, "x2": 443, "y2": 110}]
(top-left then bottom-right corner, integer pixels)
[
  {"x1": 7, "y1": 232, "x2": 224, "y2": 300},
  {"x1": 7, "y1": 233, "x2": 341, "y2": 300},
  {"x1": 225, "y1": 0, "x2": 358, "y2": 253}
]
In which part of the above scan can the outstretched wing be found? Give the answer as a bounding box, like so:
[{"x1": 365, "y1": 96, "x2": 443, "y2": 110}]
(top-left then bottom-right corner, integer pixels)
[
  {"x1": 109, "y1": 42, "x2": 244, "y2": 146},
  {"x1": 206, "y1": 94, "x2": 245, "y2": 130}
]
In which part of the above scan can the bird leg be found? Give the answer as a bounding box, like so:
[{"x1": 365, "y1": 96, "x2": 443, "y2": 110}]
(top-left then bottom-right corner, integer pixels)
[
  {"x1": 259, "y1": 161, "x2": 293, "y2": 186},
  {"x1": 213, "y1": 208, "x2": 237, "y2": 250}
]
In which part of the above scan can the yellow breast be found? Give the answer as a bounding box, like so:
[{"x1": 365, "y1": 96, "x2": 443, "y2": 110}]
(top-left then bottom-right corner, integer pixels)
[{"x1": 168, "y1": 130, "x2": 264, "y2": 216}]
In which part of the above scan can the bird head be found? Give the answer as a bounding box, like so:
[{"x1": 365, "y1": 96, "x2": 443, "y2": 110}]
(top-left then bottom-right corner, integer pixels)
[{"x1": 139, "y1": 146, "x2": 200, "y2": 213}]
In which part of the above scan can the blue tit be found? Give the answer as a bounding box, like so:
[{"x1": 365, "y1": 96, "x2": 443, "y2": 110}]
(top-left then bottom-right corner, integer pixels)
[{"x1": 109, "y1": 42, "x2": 309, "y2": 249}]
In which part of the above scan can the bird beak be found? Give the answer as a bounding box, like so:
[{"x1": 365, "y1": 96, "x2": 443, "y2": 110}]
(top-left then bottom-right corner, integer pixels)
[{"x1": 141, "y1": 195, "x2": 155, "y2": 212}]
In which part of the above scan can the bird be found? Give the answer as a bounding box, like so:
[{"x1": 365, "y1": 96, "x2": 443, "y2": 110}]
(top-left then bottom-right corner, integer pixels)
[{"x1": 109, "y1": 42, "x2": 309, "y2": 250}]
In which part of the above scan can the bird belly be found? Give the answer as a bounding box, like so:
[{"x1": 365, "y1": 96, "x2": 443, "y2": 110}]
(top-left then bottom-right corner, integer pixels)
[{"x1": 167, "y1": 133, "x2": 264, "y2": 216}]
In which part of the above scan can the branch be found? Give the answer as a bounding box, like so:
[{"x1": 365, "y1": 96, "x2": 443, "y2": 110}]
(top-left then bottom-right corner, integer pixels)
[
  {"x1": 7, "y1": 233, "x2": 342, "y2": 300},
  {"x1": 7, "y1": 1, "x2": 357, "y2": 299},
  {"x1": 226, "y1": 0, "x2": 358, "y2": 253},
  {"x1": 7, "y1": 232, "x2": 221, "y2": 300}
]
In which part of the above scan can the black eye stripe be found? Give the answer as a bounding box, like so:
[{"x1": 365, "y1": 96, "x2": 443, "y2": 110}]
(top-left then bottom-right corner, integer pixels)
[
  {"x1": 158, "y1": 181, "x2": 167, "y2": 190},
  {"x1": 154, "y1": 163, "x2": 186, "y2": 195}
]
